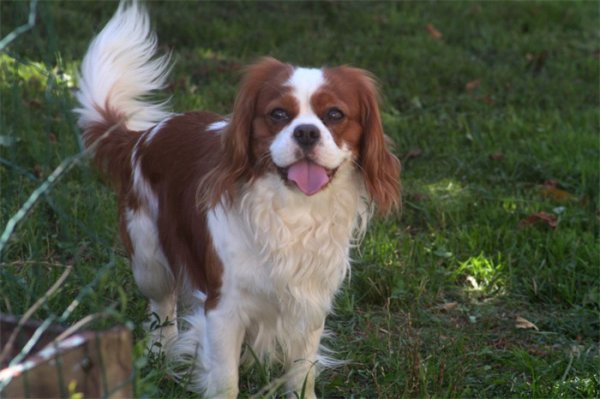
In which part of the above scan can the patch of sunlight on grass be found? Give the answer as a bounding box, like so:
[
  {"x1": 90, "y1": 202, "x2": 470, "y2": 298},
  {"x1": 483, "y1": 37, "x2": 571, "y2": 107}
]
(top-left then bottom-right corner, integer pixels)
[
  {"x1": 361, "y1": 221, "x2": 399, "y2": 267},
  {"x1": 424, "y1": 179, "x2": 465, "y2": 200},
  {"x1": 0, "y1": 53, "x2": 75, "y2": 89},
  {"x1": 501, "y1": 198, "x2": 519, "y2": 214},
  {"x1": 194, "y1": 47, "x2": 227, "y2": 61},
  {"x1": 550, "y1": 376, "x2": 600, "y2": 398},
  {"x1": 454, "y1": 252, "x2": 506, "y2": 294}
]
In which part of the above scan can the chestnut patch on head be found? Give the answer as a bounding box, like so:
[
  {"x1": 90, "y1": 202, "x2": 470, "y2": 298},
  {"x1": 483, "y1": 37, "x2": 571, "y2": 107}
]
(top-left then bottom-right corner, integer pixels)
[
  {"x1": 203, "y1": 58, "x2": 295, "y2": 207},
  {"x1": 321, "y1": 66, "x2": 401, "y2": 214},
  {"x1": 310, "y1": 76, "x2": 361, "y2": 157},
  {"x1": 252, "y1": 90, "x2": 300, "y2": 174}
]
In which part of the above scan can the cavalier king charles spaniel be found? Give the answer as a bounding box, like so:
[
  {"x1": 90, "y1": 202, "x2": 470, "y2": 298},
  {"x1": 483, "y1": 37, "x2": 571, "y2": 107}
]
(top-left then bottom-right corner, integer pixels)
[{"x1": 75, "y1": 2, "x2": 400, "y2": 398}]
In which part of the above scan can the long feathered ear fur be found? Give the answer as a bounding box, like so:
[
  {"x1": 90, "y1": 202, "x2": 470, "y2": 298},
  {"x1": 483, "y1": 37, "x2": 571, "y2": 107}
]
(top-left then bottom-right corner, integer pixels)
[
  {"x1": 356, "y1": 71, "x2": 401, "y2": 215},
  {"x1": 202, "y1": 57, "x2": 290, "y2": 208}
]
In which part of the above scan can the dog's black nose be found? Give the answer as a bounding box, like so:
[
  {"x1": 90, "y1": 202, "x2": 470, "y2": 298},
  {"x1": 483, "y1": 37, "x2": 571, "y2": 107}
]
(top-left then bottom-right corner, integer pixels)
[{"x1": 293, "y1": 124, "x2": 320, "y2": 148}]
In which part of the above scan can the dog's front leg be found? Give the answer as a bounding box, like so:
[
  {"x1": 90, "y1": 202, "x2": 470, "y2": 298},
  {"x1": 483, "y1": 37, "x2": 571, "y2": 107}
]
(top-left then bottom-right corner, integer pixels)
[
  {"x1": 284, "y1": 324, "x2": 324, "y2": 399},
  {"x1": 203, "y1": 309, "x2": 245, "y2": 399}
]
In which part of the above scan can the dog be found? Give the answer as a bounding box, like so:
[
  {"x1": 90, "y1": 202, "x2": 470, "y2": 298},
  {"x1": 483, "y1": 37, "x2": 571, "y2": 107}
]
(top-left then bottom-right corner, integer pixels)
[{"x1": 75, "y1": 2, "x2": 400, "y2": 398}]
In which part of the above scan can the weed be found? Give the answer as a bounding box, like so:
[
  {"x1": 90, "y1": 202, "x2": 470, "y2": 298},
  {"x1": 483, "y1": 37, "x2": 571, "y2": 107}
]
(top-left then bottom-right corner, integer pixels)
[{"x1": 1, "y1": 1, "x2": 598, "y2": 397}]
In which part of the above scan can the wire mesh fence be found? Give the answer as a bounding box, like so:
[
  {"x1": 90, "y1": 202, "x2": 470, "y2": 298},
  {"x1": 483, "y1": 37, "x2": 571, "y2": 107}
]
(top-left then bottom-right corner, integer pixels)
[
  {"x1": 1, "y1": 314, "x2": 133, "y2": 398},
  {"x1": 2, "y1": 1, "x2": 599, "y2": 398},
  {"x1": 1, "y1": 2, "x2": 137, "y2": 397}
]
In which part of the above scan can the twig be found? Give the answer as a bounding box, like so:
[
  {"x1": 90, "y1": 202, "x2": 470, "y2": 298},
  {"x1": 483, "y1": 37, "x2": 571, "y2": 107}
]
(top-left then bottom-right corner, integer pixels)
[
  {"x1": 0, "y1": 0, "x2": 38, "y2": 51},
  {"x1": 560, "y1": 350, "x2": 575, "y2": 382},
  {"x1": 0, "y1": 155, "x2": 82, "y2": 256},
  {"x1": 3, "y1": 258, "x2": 115, "y2": 377},
  {"x1": 0, "y1": 265, "x2": 72, "y2": 365},
  {"x1": 51, "y1": 312, "x2": 103, "y2": 344},
  {"x1": 0, "y1": 158, "x2": 110, "y2": 247},
  {"x1": 0, "y1": 157, "x2": 38, "y2": 181},
  {"x1": 249, "y1": 360, "x2": 318, "y2": 399},
  {"x1": 0, "y1": 120, "x2": 125, "y2": 258},
  {"x1": 0, "y1": 260, "x2": 71, "y2": 268}
]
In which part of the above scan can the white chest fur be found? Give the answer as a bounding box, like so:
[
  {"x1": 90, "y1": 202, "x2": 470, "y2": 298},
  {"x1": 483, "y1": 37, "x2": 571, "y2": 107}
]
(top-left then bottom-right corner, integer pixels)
[{"x1": 208, "y1": 164, "x2": 370, "y2": 359}]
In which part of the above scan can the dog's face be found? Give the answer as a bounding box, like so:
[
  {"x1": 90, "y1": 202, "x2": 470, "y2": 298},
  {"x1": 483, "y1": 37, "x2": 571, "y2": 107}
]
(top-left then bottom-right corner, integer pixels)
[{"x1": 211, "y1": 57, "x2": 400, "y2": 213}]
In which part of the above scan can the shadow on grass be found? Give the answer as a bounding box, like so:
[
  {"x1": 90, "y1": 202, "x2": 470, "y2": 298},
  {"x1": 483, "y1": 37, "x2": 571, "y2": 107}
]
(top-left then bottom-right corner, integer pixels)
[{"x1": 1, "y1": 1, "x2": 598, "y2": 397}]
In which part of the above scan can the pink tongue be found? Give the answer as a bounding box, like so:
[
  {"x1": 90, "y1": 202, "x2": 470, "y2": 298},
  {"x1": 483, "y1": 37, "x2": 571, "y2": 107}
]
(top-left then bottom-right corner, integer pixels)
[{"x1": 287, "y1": 160, "x2": 330, "y2": 196}]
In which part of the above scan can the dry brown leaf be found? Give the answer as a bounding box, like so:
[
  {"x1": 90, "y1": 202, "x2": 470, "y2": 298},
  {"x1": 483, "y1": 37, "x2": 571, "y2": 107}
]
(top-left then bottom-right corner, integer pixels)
[
  {"x1": 437, "y1": 302, "x2": 458, "y2": 311},
  {"x1": 405, "y1": 148, "x2": 423, "y2": 159},
  {"x1": 515, "y1": 316, "x2": 539, "y2": 331},
  {"x1": 33, "y1": 164, "x2": 42, "y2": 179},
  {"x1": 540, "y1": 186, "x2": 575, "y2": 203},
  {"x1": 426, "y1": 23, "x2": 443, "y2": 39},
  {"x1": 48, "y1": 132, "x2": 58, "y2": 144},
  {"x1": 489, "y1": 152, "x2": 505, "y2": 161},
  {"x1": 465, "y1": 79, "x2": 481, "y2": 92},
  {"x1": 519, "y1": 211, "x2": 558, "y2": 229},
  {"x1": 539, "y1": 180, "x2": 575, "y2": 203},
  {"x1": 410, "y1": 192, "x2": 428, "y2": 202},
  {"x1": 28, "y1": 99, "x2": 42, "y2": 109},
  {"x1": 480, "y1": 95, "x2": 495, "y2": 105}
]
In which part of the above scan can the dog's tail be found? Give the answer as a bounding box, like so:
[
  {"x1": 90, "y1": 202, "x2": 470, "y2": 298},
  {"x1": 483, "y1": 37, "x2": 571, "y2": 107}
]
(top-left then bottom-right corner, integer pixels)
[{"x1": 74, "y1": 1, "x2": 171, "y2": 184}]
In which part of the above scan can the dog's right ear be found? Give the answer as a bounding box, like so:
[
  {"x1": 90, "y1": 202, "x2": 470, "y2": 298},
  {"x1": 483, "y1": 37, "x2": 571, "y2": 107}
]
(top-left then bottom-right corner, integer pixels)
[
  {"x1": 354, "y1": 70, "x2": 401, "y2": 215},
  {"x1": 204, "y1": 58, "x2": 290, "y2": 208}
]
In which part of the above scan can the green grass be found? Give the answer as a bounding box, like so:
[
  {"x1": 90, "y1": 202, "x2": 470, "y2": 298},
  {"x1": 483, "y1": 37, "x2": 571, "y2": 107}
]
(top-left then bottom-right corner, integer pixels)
[{"x1": 1, "y1": 1, "x2": 598, "y2": 397}]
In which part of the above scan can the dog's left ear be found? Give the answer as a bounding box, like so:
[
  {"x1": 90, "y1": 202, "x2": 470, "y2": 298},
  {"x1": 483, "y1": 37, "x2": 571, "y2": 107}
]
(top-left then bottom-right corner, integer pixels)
[{"x1": 356, "y1": 70, "x2": 401, "y2": 215}]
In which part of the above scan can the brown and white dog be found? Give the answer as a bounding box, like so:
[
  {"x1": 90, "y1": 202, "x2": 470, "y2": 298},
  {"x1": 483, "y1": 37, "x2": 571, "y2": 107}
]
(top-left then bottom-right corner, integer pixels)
[{"x1": 75, "y1": 2, "x2": 400, "y2": 398}]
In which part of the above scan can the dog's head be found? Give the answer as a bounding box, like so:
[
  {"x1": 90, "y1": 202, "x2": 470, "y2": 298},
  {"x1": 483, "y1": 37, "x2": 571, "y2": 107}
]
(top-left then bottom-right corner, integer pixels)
[{"x1": 208, "y1": 57, "x2": 400, "y2": 214}]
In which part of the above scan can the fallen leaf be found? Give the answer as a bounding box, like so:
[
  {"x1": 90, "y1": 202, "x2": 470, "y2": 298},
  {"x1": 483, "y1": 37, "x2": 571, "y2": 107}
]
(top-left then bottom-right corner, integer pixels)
[
  {"x1": 480, "y1": 95, "x2": 495, "y2": 105},
  {"x1": 519, "y1": 211, "x2": 558, "y2": 229},
  {"x1": 540, "y1": 180, "x2": 575, "y2": 203},
  {"x1": 436, "y1": 302, "x2": 458, "y2": 311},
  {"x1": 48, "y1": 132, "x2": 58, "y2": 144},
  {"x1": 410, "y1": 192, "x2": 428, "y2": 202},
  {"x1": 28, "y1": 99, "x2": 42, "y2": 108},
  {"x1": 491, "y1": 338, "x2": 509, "y2": 349},
  {"x1": 426, "y1": 23, "x2": 443, "y2": 39},
  {"x1": 489, "y1": 152, "x2": 505, "y2": 161},
  {"x1": 469, "y1": 4, "x2": 482, "y2": 15},
  {"x1": 405, "y1": 148, "x2": 423, "y2": 159},
  {"x1": 540, "y1": 186, "x2": 575, "y2": 203},
  {"x1": 525, "y1": 51, "x2": 548, "y2": 74},
  {"x1": 33, "y1": 164, "x2": 42, "y2": 178},
  {"x1": 515, "y1": 316, "x2": 539, "y2": 331},
  {"x1": 373, "y1": 15, "x2": 389, "y2": 25},
  {"x1": 465, "y1": 79, "x2": 481, "y2": 92}
]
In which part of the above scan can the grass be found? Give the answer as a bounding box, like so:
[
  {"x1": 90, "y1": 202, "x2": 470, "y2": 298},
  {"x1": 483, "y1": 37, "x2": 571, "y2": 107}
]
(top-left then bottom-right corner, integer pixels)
[{"x1": 1, "y1": 1, "x2": 598, "y2": 397}]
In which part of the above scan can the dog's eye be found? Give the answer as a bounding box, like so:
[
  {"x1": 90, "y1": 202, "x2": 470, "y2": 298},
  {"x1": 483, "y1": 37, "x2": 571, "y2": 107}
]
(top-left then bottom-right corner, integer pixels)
[
  {"x1": 325, "y1": 108, "x2": 344, "y2": 122},
  {"x1": 270, "y1": 108, "x2": 290, "y2": 122}
]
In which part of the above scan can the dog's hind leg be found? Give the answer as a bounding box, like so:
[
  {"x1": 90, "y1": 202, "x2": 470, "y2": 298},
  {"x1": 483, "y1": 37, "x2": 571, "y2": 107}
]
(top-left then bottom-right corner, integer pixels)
[{"x1": 126, "y1": 208, "x2": 178, "y2": 353}]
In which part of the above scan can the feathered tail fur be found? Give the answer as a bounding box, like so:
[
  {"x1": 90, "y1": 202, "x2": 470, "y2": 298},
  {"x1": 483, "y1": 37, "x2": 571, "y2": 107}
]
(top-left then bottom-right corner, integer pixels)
[{"x1": 74, "y1": 1, "x2": 171, "y2": 183}]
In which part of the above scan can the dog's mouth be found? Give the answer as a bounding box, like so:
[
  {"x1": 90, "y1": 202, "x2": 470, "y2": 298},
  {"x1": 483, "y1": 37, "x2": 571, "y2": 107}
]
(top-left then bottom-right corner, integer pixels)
[{"x1": 277, "y1": 159, "x2": 338, "y2": 196}]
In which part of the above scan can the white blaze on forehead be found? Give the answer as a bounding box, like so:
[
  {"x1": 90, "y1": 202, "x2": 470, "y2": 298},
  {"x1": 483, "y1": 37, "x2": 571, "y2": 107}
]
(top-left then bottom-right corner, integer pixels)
[
  {"x1": 286, "y1": 68, "x2": 325, "y2": 114},
  {"x1": 270, "y1": 65, "x2": 350, "y2": 173}
]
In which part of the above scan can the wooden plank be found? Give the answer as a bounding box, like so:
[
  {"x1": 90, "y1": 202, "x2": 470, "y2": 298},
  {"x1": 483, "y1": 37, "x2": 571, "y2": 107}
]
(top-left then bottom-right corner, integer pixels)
[{"x1": 1, "y1": 316, "x2": 133, "y2": 398}]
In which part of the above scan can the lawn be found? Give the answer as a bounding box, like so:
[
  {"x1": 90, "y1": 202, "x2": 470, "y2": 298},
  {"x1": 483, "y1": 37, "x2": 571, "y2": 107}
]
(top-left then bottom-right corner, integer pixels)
[{"x1": 1, "y1": 1, "x2": 598, "y2": 397}]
